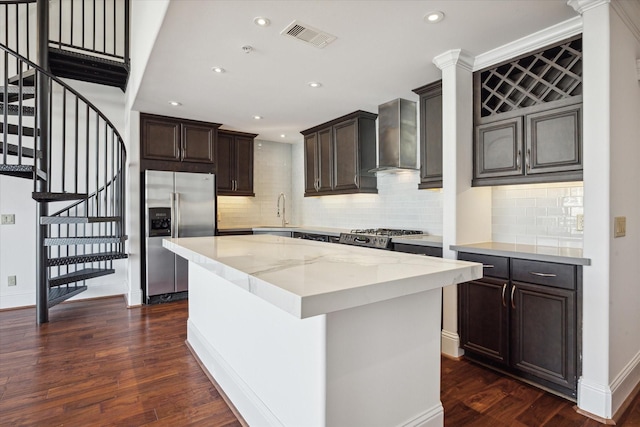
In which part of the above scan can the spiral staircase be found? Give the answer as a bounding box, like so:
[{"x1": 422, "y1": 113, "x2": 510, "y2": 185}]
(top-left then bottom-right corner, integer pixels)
[{"x1": 0, "y1": 0, "x2": 129, "y2": 323}]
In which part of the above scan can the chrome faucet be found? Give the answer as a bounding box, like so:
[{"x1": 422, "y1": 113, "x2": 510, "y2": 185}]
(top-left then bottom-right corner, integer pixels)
[{"x1": 277, "y1": 192, "x2": 287, "y2": 227}]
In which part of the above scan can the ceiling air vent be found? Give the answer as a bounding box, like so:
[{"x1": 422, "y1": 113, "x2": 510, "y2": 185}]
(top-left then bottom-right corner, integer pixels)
[{"x1": 281, "y1": 20, "x2": 336, "y2": 49}]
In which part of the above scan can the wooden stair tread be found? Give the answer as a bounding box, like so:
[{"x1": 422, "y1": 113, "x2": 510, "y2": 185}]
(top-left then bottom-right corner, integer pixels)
[
  {"x1": 49, "y1": 268, "x2": 115, "y2": 287},
  {"x1": 47, "y1": 251, "x2": 128, "y2": 266},
  {"x1": 40, "y1": 216, "x2": 122, "y2": 224}
]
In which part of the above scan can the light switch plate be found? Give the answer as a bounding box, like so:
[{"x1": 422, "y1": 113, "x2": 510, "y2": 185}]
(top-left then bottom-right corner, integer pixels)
[
  {"x1": 614, "y1": 216, "x2": 626, "y2": 238},
  {"x1": 1, "y1": 214, "x2": 15, "y2": 225},
  {"x1": 576, "y1": 214, "x2": 584, "y2": 231},
  {"x1": 8, "y1": 275, "x2": 16, "y2": 287}
]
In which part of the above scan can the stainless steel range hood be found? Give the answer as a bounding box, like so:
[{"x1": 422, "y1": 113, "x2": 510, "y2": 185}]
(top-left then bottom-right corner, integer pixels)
[{"x1": 371, "y1": 98, "x2": 418, "y2": 173}]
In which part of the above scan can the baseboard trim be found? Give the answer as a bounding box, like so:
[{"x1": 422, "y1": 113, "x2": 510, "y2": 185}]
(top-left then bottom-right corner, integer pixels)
[
  {"x1": 400, "y1": 402, "x2": 444, "y2": 427},
  {"x1": 578, "y1": 378, "x2": 613, "y2": 420},
  {"x1": 185, "y1": 339, "x2": 248, "y2": 427},
  {"x1": 575, "y1": 406, "x2": 615, "y2": 425},
  {"x1": 612, "y1": 350, "x2": 640, "y2": 422},
  {"x1": 187, "y1": 319, "x2": 284, "y2": 427},
  {"x1": 441, "y1": 329, "x2": 464, "y2": 358}
]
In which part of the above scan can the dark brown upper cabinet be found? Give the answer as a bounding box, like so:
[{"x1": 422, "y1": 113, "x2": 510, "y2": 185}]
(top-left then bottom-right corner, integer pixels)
[
  {"x1": 473, "y1": 36, "x2": 583, "y2": 186},
  {"x1": 217, "y1": 130, "x2": 256, "y2": 196},
  {"x1": 301, "y1": 111, "x2": 377, "y2": 196},
  {"x1": 140, "y1": 113, "x2": 220, "y2": 173},
  {"x1": 412, "y1": 80, "x2": 443, "y2": 189}
]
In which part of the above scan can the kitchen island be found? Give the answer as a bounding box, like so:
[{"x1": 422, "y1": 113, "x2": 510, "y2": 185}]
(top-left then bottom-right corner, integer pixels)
[{"x1": 164, "y1": 234, "x2": 481, "y2": 427}]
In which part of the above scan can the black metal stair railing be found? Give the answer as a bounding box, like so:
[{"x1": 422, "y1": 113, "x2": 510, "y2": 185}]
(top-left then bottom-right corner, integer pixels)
[
  {"x1": 0, "y1": 0, "x2": 36, "y2": 75},
  {"x1": 0, "y1": 42, "x2": 127, "y2": 319}
]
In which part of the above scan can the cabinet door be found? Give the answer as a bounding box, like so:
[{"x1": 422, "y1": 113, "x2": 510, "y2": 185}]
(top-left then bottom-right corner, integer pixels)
[
  {"x1": 216, "y1": 133, "x2": 234, "y2": 194},
  {"x1": 304, "y1": 134, "x2": 318, "y2": 194},
  {"x1": 141, "y1": 117, "x2": 181, "y2": 161},
  {"x1": 475, "y1": 117, "x2": 523, "y2": 179},
  {"x1": 317, "y1": 128, "x2": 333, "y2": 192},
  {"x1": 511, "y1": 281, "x2": 576, "y2": 392},
  {"x1": 333, "y1": 119, "x2": 359, "y2": 191},
  {"x1": 459, "y1": 277, "x2": 510, "y2": 365},
  {"x1": 181, "y1": 124, "x2": 215, "y2": 164},
  {"x1": 419, "y1": 84, "x2": 443, "y2": 188},
  {"x1": 234, "y1": 136, "x2": 254, "y2": 195},
  {"x1": 526, "y1": 103, "x2": 581, "y2": 175}
]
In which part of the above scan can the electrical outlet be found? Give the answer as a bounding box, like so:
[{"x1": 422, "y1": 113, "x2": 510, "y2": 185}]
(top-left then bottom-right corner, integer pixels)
[
  {"x1": 8, "y1": 275, "x2": 16, "y2": 287},
  {"x1": 1, "y1": 214, "x2": 15, "y2": 225},
  {"x1": 614, "y1": 216, "x2": 626, "y2": 238},
  {"x1": 576, "y1": 214, "x2": 584, "y2": 231}
]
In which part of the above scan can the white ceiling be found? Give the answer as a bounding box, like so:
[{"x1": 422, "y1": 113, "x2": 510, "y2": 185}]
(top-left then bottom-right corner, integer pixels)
[{"x1": 132, "y1": 0, "x2": 579, "y2": 143}]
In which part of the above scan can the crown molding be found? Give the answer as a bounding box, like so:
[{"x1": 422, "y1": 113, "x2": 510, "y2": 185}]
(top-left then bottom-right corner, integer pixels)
[
  {"x1": 568, "y1": 0, "x2": 611, "y2": 15},
  {"x1": 611, "y1": 0, "x2": 640, "y2": 43},
  {"x1": 473, "y1": 16, "x2": 583, "y2": 71},
  {"x1": 433, "y1": 49, "x2": 474, "y2": 72}
]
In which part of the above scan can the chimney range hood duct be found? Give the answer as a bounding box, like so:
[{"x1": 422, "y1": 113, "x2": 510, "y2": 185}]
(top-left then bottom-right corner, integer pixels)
[{"x1": 372, "y1": 98, "x2": 418, "y2": 172}]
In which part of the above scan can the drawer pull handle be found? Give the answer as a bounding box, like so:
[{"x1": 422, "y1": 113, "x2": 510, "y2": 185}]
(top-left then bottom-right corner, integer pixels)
[
  {"x1": 529, "y1": 272, "x2": 557, "y2": 278},
  {"x1": 511, "y1": 285, "x2": 516, "y2": 309},
  {"x1": 483, "y1": 264, "x2": 494, "y2": 268},
  {"x1": 502, "y1": 283, "x2": 507, "y2": 307}
]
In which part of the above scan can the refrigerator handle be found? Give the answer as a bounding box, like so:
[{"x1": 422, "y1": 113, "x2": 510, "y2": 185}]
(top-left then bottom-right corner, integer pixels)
[
  {"x1": 175, "y1": 192, "x2": 181, "y2": 238},
  {"x1": 170, "y1": 192, "x2": 176, "y2": 238}
]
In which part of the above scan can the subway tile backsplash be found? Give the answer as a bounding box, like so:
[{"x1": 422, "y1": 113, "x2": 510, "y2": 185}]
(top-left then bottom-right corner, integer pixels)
[
  {"x1": 217, "y1": 140, "x2": 292, "y2": 228},
  {"x1": 219, "y1": 140, "x2": 583, "y2": 249},
  {"x1": 491, "y1": 182, "x2": 584, "y2": 248}
]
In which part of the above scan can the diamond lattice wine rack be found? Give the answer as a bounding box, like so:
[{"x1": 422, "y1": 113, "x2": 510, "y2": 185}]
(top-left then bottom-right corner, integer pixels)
[{"x1": 479, "y1": 37, "x2": 582, "y2": 118}]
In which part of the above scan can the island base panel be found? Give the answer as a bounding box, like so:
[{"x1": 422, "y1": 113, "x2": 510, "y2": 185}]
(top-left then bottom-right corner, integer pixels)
[{"x1": 187, "y1": 261, "x2": 445, "y2": 427}]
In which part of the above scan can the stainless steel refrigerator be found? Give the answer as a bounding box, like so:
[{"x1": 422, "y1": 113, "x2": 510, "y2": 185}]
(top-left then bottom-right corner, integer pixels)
[{"x1": 144, "y1": 170, "x2": 216, "y2": 303}]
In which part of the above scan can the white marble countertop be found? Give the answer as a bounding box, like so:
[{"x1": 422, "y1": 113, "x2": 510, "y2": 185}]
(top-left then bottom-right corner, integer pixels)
[
  {"x1": 164, "y1": 234, "x2": 481, "y2": 318},
  {"x1": 451, "y1": 242, "x2": 590, "y2": 265}
]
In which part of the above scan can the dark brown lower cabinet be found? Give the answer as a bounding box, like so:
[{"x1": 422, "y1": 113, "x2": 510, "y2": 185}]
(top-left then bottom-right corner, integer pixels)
[{"x1": 458, "y1": 253, "x2": 579, "y2": 399}]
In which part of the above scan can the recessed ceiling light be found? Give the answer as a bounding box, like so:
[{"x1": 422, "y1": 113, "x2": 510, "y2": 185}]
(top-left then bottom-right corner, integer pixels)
[
  {"x1": 280, "y1": 134, "x2": 286, "y2": 138},
  {"x1": 308, "y1": 81, "x2": 322, "y2": 88},
  {"x1": 212, "y1": 66, "x2": 225, "y2": 73},
  {"x1": 424, "y1": 11, "x2": 445, "y2": 23},
  {"x1": 253, "y1": 115, "x2": 263, "y2": 120},
  {"x1": 254, "y1": 17, "x2": 270, "y2": 27},
  {"x1": 168, "y1": 101, "x2": 182, "y2": 106}
]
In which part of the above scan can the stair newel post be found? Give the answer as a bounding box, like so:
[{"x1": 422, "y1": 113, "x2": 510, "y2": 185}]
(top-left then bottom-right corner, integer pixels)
[{"x1": 35, "y1": 0, "x2": 49, "y2": 324}]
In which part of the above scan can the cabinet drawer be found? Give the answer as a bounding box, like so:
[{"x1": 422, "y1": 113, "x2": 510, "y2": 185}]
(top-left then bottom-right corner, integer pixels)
[
  {"x1": 457, "y1": 253, "x2": 509, "y2": 279},
  {"x1": 393, "y1": 243, "x2": 442, "y2": 258},
  {"x1": 511, "y1": 259, "x2": 576, "y2": 290}
]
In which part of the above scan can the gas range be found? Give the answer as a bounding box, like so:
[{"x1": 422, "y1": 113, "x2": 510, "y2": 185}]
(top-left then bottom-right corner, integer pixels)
[{"x1": 338, "y1": 228, "x2": 425, "y2": 250}]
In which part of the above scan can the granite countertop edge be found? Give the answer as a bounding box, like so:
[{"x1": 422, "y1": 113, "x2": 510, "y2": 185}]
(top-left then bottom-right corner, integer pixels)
[{"x1": 450, "y1": 242, "x2": 590, "y2": 266}]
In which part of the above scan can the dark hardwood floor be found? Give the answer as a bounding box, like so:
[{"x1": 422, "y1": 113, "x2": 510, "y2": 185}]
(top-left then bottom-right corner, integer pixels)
[{"x1": 1, "y1": 296, "x2": 639, "y2": 426}]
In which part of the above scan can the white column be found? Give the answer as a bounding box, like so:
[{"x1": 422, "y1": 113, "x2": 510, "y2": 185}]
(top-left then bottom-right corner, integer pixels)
[
  {"x1": 434, "y1": 50, "x2": 492, "y2": 358},
  {"x1": 125, "y1": 110, "x2": 143, "y2": 306},
  {"x1": 568, "y1": 0, "x2": 613, "y2": 419}
]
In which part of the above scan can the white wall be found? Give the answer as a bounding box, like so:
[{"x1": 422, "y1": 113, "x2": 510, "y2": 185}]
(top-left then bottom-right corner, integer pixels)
[
  {"x1": 607, "y1": 2, "x2": 640, "y2": 416},
  {"x1": 217, "y1": 140, "x2": 293, "y2": 228}
]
